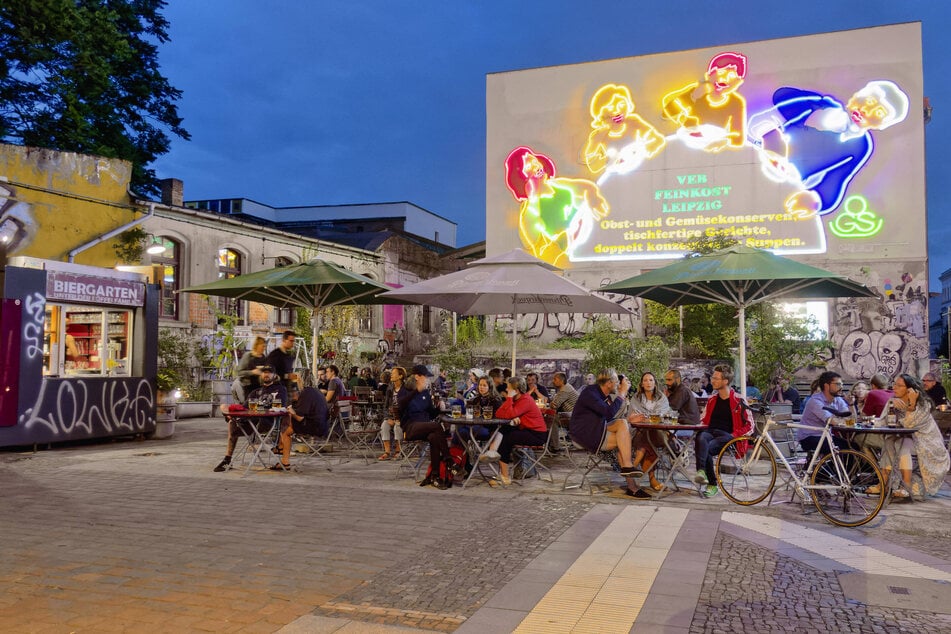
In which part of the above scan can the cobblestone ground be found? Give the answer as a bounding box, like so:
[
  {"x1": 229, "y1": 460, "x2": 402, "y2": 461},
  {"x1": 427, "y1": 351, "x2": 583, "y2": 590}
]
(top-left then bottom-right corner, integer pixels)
[{"x1": 691, "y1": 532, "x2": 951, "y2": 633}]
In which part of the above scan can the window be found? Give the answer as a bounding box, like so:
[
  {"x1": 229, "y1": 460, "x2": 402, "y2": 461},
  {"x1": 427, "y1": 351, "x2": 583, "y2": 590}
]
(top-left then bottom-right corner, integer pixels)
[
  {"x1": 152, "y1": 237, "x2": 181, "y2": 320},
  {"x1": 217, "y1": 248, "x2": 243, "y2": 320},
  {"x1": 421, "y1": 305, "x2": 432, "y2": 334},
  {"x1": 358, "y1": 306, "x2": 372, "y2": 332},
  {"x1": 274, "y1": 257, "x2": 294, "y2": 326}
]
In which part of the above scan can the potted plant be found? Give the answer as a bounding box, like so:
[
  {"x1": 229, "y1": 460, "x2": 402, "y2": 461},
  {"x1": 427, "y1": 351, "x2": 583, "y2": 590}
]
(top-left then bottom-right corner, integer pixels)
[
  {"x1": 205, "y1": 307, "x2": 244, "y2": 405},
  {"x1": 155, "y1": 368, "x2": 180, "y2": 433}
]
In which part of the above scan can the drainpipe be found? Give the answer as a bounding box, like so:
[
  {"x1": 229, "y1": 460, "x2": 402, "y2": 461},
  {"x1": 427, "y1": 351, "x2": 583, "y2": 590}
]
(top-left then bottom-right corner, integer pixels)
[{"x1": 68, "y1": 200, "x2": 155, "y2": 263}]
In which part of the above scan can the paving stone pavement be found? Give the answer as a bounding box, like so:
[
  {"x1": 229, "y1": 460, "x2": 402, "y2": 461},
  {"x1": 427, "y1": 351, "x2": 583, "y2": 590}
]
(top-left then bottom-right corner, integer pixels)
[{"x1": 0, "y1": 416, "x2": 948, "y2": 633}]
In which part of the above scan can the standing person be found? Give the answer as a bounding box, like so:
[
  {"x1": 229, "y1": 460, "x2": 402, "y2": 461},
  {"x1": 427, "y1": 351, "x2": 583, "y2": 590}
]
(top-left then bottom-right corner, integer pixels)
[
  {"x1": 921, "y1": 373, "x2": 948, "y2": 409},
  {"x1": 267, "y1": 330, "x2": 299, "y2": 392},
  {"x1": 694, "y1": 364, "x2": 754, "y2": 498},
  {"x1": 569, "y1": 369, "x2": 648, "y2": 499},
  {"x1": 797, "y1": 371, "x2": 852, "y2": 454},
  {"x1": 525, "y1": 372, "x2": 550, "y2": 404},
  {"x1": 232, "y1": 336, "x2": 267, "y2": 405},
  {"x1": 875, "y1": 374, "x2": 950, "y2": 499},
  {"x1": 628, "y1": 372, "x2": 672, "y2": 492},
  {"x1": 490, "y1": 377, "x2": 548, "y2": 486},
  {"x1": 862, "y1": 374, "x2": 893, "y2": 417},
  {"x1": 398, "y1": 365, "x2": 452, "y2": 490},
  {"x1": 213, "y1": 366, "x2": 287, "y2": 472},
  {"x1": 377, "y1": 366, "x2": 406, "y2": 461},
  {"x1": 273, "y1": 381, "x2": 329, "y2": 471}
]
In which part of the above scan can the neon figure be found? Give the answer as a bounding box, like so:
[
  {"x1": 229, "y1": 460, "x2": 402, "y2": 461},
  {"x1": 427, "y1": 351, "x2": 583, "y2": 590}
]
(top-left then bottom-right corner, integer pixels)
[
  {"x1": 747, "y1": 80, "x2": 909, "y2": 219},
  {"x1": 583, "y1": 83, "x2": 666, "y2": 182},
  {"x1": 661, "y1": 52, "x2": 748, "y2": 152},
  {"x1": 505, "y1": 146, "x2": 609, "y2": 267}
]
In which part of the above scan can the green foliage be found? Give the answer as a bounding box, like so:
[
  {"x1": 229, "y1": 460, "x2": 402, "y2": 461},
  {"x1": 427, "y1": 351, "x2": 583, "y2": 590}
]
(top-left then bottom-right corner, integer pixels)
[
  {"x1": 684, "y1": 234, "x2": 739, "y2": 255},
  {"x1": 294, "y1": 307, "x2": 313, "y2": 364},
  {"x1": 317, "y1": 304, "x2": 358, "y2": 374},
  {"x1": 745, "y1": 305, "x2": 831, "y2": 388},
  {"x1": 157, "y1": 326, "x2": 192, "y2": 393},
  {"x1": 199, "y1": 301, "x2": 243, "y2": 379},
  {"x1": 0, "y1": 0, "x2": 189, "y2": 194},
  {"x1": 430, "y1": 317, "x2": 488, "y2": 384},
  {"x1": 630, "y1": 336, "x2": 671, "y2": 381},
  {"x1": 580, "y1": 317, "x2": 636, "y2": 376},
  {"x1": 646, "y1": 300, "x2": 739, "y2": 359},
  {"x1": 112, "y1": 226, "x2": 146, "y2": 264}
]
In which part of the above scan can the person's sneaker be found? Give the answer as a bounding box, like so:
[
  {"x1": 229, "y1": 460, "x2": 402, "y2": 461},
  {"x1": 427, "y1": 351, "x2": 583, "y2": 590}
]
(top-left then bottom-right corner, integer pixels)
[
  {"x1": 625, "y1": 488, "x2": 652, "y2": 500},
  {"x1": 693, "y1": 469, "x2": 708, "y2": 485},
  {"x1": 480, "y1": 450, "x2": 501, "y2": 462},
  {"x1": 213, "y1": 457, "x2": 231, "y2": 472},
  {"x1": 703, "y1": 485, "x2": 719, "y2": 498},
  {"x1": 619, "y1": 466, "x2": 644, "y2": 477}
]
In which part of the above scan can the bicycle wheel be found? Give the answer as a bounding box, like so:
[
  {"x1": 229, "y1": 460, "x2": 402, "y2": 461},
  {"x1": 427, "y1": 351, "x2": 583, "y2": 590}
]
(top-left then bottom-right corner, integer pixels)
[
  {"x1": 810, "y1": 449, "x2": 884, "y2": 527},
  {"x1": 716, "y1": 436, "x2": 776, "y2": 505}
]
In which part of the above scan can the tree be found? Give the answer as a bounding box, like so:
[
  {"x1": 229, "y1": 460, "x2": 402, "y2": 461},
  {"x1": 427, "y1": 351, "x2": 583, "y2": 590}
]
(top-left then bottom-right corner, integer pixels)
[{"x1": 0, "y1": 0, "x2": 189, "y2": 194}]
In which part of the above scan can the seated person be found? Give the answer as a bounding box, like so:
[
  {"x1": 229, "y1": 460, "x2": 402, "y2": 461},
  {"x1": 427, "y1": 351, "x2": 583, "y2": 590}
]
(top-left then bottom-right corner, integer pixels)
[
  {"x1": 694, "y1": 364, "x2": 754, "y2": 498},
  {"x1": 378, "y1": 366, "x2": 407, "y2": 460},
  {"x1": 214, "y1": 366, "x2": 288, "y2": 472},
  {"x1": 398, "y1": 365, "x2": 452, "y2": 490},
  {"x1": 525, "y1": 372, "x2": 550, "y2": 404},
  {"x1": 569, "y1": 368, "x2": 648, "y2": 499},
  {"x1": 272, "y1": 381, "x2": 329, "y2": 471},
  {"x1": 862, "y1": 373, "x2": 893, "y2": 417},
  {"x1": 627, "y1": 371, "x2": 672, "y2": 492},
  {"x1": 797, "y1": 371, "x2": 852, "y2": 455},
  {"x1": 488, "y1": 376, "x2": 548, "y2": 486},
  {"x1": 874, "y1": 374, "x2": 950, "y2": 499},
  {"x1": 460, "y1": 376, "x2": 502, "y2": 449}
]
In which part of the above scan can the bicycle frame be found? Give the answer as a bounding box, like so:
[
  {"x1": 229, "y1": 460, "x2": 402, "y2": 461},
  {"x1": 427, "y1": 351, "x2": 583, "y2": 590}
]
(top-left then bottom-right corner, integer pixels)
[{"x1": 746, "y1": 415, "x2": 846, "y2": 494}]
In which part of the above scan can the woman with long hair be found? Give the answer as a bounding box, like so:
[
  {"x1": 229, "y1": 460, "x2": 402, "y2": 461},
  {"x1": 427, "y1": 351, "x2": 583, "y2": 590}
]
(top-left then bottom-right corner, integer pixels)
[
  {"x1": 629, "y1": 371, "x2": 672, "y2": 491},
  {"x1": 377, "y1": 366, "x2": 406, "y2": 460},
  {"x1": 874, "y1": 374, "x2": 949, "y2": 499}
]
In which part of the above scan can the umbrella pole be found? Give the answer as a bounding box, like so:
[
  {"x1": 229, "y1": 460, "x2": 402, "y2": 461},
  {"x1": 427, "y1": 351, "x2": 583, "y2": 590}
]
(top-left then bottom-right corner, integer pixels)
[
  {"x1": 738, "y1": 303, "x2": 747, "y2": 399},
  {"x1": 312, "y1": 309, "x2": 320, "y2": 376},
  {"x1": 511, "y1": 311, "x2": 517, "y2": 375}
]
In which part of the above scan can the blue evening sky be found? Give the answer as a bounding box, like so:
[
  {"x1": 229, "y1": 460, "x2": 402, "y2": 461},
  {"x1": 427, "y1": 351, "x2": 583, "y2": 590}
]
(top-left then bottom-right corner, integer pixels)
[{"x1": 153, "y1": 1, "x2": 950, "y2": 285}]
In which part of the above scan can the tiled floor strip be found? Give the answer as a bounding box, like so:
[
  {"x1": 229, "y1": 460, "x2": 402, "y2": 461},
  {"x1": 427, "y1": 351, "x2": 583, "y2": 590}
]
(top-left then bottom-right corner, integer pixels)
[
  {"x1": 721, "y1": 512, "x2": 951, "y2": 582},
  {"x1": 514, "y1": 506, "x2": 688, "y2": 633}
]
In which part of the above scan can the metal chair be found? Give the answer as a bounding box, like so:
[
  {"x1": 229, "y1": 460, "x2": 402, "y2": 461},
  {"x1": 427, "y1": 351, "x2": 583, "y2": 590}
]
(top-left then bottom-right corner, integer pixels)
[
  {"x1": 562, "y1": 425, "x2": 616, "y2": 494},
  {"x1": 512, "y1": 410, "x2": 557, "y2": 482}
]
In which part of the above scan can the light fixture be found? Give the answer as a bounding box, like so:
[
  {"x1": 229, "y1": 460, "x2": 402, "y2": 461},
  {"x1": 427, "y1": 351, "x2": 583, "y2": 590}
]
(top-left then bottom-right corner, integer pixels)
[{"x1": 146, "y1": 235, "x2": 166, "y2": 255}]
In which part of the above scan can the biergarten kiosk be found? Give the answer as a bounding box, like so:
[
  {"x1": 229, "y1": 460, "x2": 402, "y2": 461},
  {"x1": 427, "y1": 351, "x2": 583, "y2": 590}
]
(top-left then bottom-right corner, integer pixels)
[{"x1": 0, "y1": 257, "x2": 159, "y2": 447}]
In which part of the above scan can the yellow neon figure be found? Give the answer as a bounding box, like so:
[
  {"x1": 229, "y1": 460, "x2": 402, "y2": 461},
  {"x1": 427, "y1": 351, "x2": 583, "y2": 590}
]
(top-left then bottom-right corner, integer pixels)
[
  {"x1": 661, "y1": 51, "x2": 748, "y2": 153},
  {"x1": 583, "y1": 83, "x2": 666, "y2": 180},
  {"x1": 505, "y1": 146, "x2": 610, "y2": 267}
]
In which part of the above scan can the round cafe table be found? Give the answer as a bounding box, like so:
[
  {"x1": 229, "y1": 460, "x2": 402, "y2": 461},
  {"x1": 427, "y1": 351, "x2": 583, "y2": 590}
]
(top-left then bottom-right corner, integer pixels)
[{"x1": 438, "y1": 414, "x2": 512, "y2": 487}]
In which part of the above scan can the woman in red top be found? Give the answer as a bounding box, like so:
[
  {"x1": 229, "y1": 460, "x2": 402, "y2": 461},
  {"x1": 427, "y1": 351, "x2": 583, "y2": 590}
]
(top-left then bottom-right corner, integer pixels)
[{"x1": 492, "y1": 376, "x2": 548, "y2": 485}]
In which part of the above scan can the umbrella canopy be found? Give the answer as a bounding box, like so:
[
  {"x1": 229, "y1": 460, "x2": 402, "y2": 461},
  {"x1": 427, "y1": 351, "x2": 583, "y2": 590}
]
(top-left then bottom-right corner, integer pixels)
[
  {"x1": 381, "y1": 248, "x2": 632, "y2": 371},
  {"x1": 600, "y1": 245, "x2": 877, "y2": 395},
  {"x1": 180, "y1": 258, "x2": 398, "y2": 368}
]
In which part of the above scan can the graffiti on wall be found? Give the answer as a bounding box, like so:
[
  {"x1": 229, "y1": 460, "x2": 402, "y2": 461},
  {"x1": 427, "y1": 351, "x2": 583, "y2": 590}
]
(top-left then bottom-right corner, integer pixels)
[
  {"x1": 517, "y1": 278, "x2": 639, "y2": 341},
  {"x1": 829, "y1": 271, "x2": 929, "y2": 379},
  {"x1": 22, "y1": 292, "x2": 44, "y2": 359},
  {"x1": 20, "y1": 378, "x2": 154, "y2": 438}
]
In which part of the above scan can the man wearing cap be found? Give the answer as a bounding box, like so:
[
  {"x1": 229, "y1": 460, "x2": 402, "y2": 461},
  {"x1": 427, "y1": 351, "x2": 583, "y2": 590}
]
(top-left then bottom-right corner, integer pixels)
[
  {"x1": 214, "y1": 366, "x2": 288, "y2": 472},
  {"x1": 272, "y1": 380, "x2": 329, "y2": 471},
  {"x1": 398, "y1": 365, "x2": 452, "y2": 489}
]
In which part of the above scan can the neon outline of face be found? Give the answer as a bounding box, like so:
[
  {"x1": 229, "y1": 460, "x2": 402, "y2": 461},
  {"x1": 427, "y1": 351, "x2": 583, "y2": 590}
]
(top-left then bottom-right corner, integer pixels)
[
  {"x1": 705, "y1": 51, "x2": 747, "y2": 97},
  {"x1": 590, "y1": 84, "x2": 634, "y2": 129}
]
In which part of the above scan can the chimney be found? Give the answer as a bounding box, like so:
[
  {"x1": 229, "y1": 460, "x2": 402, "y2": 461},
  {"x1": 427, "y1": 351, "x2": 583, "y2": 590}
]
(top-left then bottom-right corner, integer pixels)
[{"x1": 160, "y1": 178, "x2": 183, "y2": 207}]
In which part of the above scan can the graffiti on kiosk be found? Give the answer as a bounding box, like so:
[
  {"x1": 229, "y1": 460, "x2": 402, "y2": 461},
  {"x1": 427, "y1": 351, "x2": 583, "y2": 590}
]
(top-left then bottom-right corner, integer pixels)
[
  {"x1": 20, "y1": 378, "x2": 154, "y2": 437},
  {"x1": 830, "y1": 273, "x2": 928, "y2": 379},
  {"x1": 22, "y1": 292, "x2": 45, "y2": 359}
]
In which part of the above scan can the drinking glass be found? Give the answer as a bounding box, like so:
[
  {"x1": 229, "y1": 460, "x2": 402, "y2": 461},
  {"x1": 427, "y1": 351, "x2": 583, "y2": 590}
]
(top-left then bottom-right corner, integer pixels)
[
  {"x1": 451, "y1": 404, "x2": 462, "y2": 419},
  {"x1": 482, "y1": 406, "x2": 493, "y2": 419},
  {"x1": 249, "y1": 399, "x2": 258, "y2": 413}
]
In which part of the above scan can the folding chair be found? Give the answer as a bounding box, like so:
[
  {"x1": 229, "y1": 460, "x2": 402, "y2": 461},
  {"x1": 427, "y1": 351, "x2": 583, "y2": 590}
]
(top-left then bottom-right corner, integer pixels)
[
  {"x1": 563, "y1": 426, "x2": 617, "y2": 494},
  {"x1": 394, "y1": 439, "x2": 429, "y2": 481},
  {"x1": 512, "y1": 411, "x2": 556, "y2": 483}
]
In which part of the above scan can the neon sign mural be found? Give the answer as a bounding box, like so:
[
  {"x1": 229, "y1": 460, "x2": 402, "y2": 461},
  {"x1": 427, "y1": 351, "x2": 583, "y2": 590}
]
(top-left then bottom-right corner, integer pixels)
[
  {"x1": 747, "y1": 80, "x2": 909, "y2": 218},
  {"x1": 504, "y1": 146, "x2": 609, "y2": 267},
  {"x1": 584, "y1": 83, "x2": 666, "y2": 183},
  {"x1": 501, "y1": 48, "x2": 910, "y2": 266},
  {"x1": 661, "y1": 51, "x2": 748, "y2": 153}
]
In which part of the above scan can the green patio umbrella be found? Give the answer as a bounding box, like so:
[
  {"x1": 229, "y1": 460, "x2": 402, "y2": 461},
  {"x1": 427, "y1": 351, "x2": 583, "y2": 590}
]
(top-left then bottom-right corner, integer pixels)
[
  {"x1": 600, "y1": 245, "x2": 877, "y2": 396},
  {"x1": 180, "y1": 258, "x2": 399, "y2": 369}
]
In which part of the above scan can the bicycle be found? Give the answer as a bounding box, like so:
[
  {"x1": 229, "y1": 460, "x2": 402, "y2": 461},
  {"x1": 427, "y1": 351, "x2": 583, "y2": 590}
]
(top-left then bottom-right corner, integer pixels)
[{"x1": 715, "y1": 403, "x2": 885, "y2": 527}]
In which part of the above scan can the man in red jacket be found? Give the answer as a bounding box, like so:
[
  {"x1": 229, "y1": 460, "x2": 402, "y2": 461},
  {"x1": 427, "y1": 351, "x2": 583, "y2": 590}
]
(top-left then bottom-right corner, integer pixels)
[{"x1": 694, "y1": 364, "x2": 754, "y2": 498}]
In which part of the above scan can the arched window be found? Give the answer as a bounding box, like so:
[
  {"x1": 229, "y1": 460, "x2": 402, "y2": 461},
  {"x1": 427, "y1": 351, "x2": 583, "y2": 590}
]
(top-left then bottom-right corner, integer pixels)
[
  {"x1": 152, "y1": 236, "x2": 181, "y2": 320},
  {"x1": 274, "y1": 257, "x2": 294, "y2": 326},
  {"x1": 217, "y1": 248, "x2": 243, "y2": 320}
]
